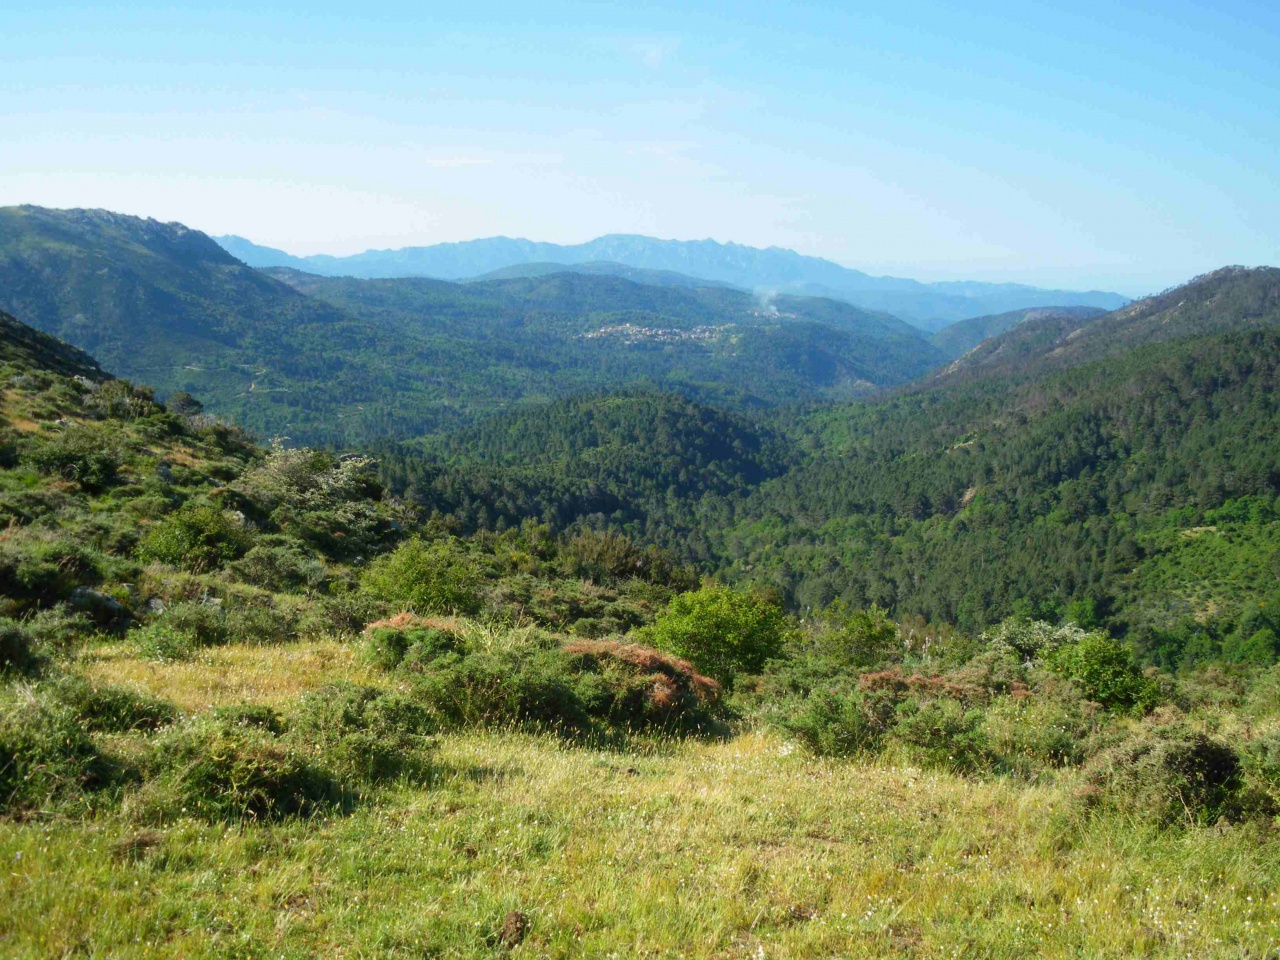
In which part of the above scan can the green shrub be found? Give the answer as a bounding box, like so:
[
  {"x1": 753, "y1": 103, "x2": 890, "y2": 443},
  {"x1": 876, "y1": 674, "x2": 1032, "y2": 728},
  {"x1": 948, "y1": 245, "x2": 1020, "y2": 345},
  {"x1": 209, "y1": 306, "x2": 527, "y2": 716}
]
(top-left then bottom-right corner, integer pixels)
[
  {"x1": 212, "y1": 703, "x2": 285, "y2": 735},
  {"x1": 133, "y1": 601, "x2": 229, "y2": 661},
  {"x1": 22, "y1": 426, "x2": 120, "y2": 491},
  {"x1": 362, "y1": 618, "x2": 463, "y2": 671},
  {"x1": 0, "y1": 619, "x2": 37, "y2": 674},
  {"x1": 137, "y1": 504, "x2": 252, "y2": 573},
  {"x1": 1049, "y1": 632, "x2": 1160, "y2": 712},
  {"x1": 131, "y1": 716, "x2": 340, "y2": 823},
  {"x1": 289, "y1": 685, "x2": 436, "y2": 784},
  {"x1": 397, "y1": 631, "x2": 721, "y2": 735},
  {"x1": 646, "y1": 583, "x2": 788, "y2": 686},
  {"x1": 1081, "y1": 722, "x2": 1242, "y2": 826},
  {"x1": 359, "y1": 537, "x2": 482, "y2": 615},
  {"x1": 890, "y1": 697, "x2": 991, "y2": 773},
  {"x1": 981, "y1": 697, "x2": 1095, "y2": 776},
  {"x1": 45, "y1": 675, "x2": 179, "y2": 733},
  {"x1": 776, "y1": 691, "x2": 887, "y2": 757},
  {"x1": 0, "y1": 691, "x2": 116, "y2": 814},
  {"x1": 1241, "y1": 730, "x2": 1280, "y2": 812},
  {"x1": 228, "y1": 542, "x2": 328, "y2": 593},
  {"x1": 224, "y1": 603, "x2": 297, "y2": 645}
]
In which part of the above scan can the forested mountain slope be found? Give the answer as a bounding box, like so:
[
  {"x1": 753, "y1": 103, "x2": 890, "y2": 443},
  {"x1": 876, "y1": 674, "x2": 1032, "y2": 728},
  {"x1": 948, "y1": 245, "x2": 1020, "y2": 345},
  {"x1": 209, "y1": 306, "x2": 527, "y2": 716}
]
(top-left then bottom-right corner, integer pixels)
[
  {"x1": 939, "y1": 266, "x2": 1280, "y2": 382},
  {"x1": 0, "y1": 309, "x2": 105, "y2": 381},
  {"x1": 0, "y1": 207, "x2": 947, "y2": 444},
  {"x1": 717, "y1": 319, "x2": 1280, "y2": 658},
  {"x1": 932, "y1": 305, "x2": 1105, "y2": 361}
]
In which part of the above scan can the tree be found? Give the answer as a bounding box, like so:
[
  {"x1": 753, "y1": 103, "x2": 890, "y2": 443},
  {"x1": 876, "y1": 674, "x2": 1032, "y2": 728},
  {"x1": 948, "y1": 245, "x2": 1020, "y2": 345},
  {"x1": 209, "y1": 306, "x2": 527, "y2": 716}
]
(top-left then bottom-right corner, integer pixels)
[{"x1": 646, "y1": 583, "x2": 788, "y2": 685}]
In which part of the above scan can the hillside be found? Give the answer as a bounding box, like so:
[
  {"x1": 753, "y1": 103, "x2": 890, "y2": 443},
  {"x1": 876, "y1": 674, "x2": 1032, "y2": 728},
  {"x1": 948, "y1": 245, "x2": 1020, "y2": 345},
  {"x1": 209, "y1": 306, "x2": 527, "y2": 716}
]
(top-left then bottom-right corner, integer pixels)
[
  {"x1": 938, "y1": 266, "x2": 1280, "y2": 382},
  {"x1": 218, "y1": 232, "x2": 1129, "y2": 324},
  {"x1": 708, "y1": 268, "x2": 1280, "y2": 652},
  {"x1": 932, "y1": 305, "x2": 1106, "y2": 361},
  {"x1": 0, "y1": 309, "x2": 105, "y2": 381},
  {"x1": 0, "y1": 207, "x2": 946, "y2": 444}
]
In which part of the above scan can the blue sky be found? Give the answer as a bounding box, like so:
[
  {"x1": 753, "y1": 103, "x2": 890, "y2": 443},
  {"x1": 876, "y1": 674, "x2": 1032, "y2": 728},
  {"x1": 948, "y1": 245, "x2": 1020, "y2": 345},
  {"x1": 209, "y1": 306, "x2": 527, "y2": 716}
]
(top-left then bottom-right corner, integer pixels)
[{"x1": 4, "y1": 1, "x2": 1278, "y2": 293}]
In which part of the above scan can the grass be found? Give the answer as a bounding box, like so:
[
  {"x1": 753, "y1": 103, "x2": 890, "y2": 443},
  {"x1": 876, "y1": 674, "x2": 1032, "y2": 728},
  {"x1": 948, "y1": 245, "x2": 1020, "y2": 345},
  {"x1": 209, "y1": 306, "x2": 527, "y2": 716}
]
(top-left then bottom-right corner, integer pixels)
[
  {"x1": 1, "y1": 642, "x2": 1277, "y2": 957},
  {"x1": 80, "y1": 640, "x2": 387, "y2": 711}
]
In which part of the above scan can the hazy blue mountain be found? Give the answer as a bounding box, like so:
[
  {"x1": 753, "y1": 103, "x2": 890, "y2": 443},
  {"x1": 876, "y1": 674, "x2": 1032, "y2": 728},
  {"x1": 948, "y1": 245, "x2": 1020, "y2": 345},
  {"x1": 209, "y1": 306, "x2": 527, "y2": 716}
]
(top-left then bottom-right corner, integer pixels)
[
  {"x1": 465, "y1": 261, "x2": 740, "y2": 290},
  {"x1": 215, "y1": 233, "x2": 1129, "y2": 325},
  {"x1": 932, "y1": 305, "x2": 1107, "y2": 361}
]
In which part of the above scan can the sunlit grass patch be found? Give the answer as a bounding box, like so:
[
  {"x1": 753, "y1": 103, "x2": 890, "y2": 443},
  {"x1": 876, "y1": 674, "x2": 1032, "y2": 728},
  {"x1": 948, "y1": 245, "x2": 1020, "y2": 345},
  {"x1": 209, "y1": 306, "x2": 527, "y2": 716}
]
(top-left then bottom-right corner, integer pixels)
[{"x1": 80, "y1": 640, "x2": 388, "y2": 712}]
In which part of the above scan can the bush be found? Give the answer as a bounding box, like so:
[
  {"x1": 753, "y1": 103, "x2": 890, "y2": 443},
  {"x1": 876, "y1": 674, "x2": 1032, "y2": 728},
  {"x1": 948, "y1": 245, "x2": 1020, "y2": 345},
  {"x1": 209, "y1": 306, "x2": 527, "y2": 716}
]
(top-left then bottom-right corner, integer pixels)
[
  {"x1": 288, "y1": 685, "x2": 436, "y2": 784},
  {"x1": 981, "y1": 697, "x2": 1095, "y2": 776},
  {"x1": 384, "y1": 622, "x2": 722, "y2": 735},
  {"x1": 130, "y1": 716, "x2": 340, "y2": 823},
  {"x1": 646, "y1": 583, "x2": 788, "y2": 686},
  {"x1": 890, "y1": 697, "x2": 990, "y2": 773},
  {"x1": 212, "y1": 703, "x2": 285, "y2": 735},
  {"x1": 1049, "y1": 632, "x2": 1160, "y2": 712},
  {"x1": 1081, "y1": 722, "x2": 1242, "y2": 826},
  {"x1": 362, "y1": 614, "x2": 462, "y2": 671},
  {"x1": 228, "y1": 542, "x2": 327, "y2": 593},
  {"x1": 1241, "y1": 730, "x2": 1280, "y2": 812},
  {"x1": 45, "y1": 675, "x2": 179, "y2": 733},
  {"x1": 360, "y1": 538, "x2": 482, "y2": 615},
  {"x1": 0, "y1": 619, "x2": 37, "y2": 674},
  {"x1": 0, "y1": 690, "x2": 116, "y2": 814},
  {"x1": 137, "y1": 504, "x2": 252, "y2": 573},
  {"x1": 22, "y1": 426, "x2": 120, "y2": 491},
  {"x1": 133, "y1": 601, "x2": 228, "y2": 661},
  {"x1": 776, "y1": 690, "x2": 887, "y2": 757}
]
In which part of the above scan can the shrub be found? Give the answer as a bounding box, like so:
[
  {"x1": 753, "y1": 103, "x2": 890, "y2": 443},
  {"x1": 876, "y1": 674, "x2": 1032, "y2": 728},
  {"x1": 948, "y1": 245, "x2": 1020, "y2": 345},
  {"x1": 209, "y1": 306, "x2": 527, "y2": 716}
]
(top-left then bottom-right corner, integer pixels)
[
  {"x1": 212, "y1": 703, "x2": 286, "y2": 734},
  {"x1": 137, "y1": 505, "x2": 252, "y2": 573},
  {"x1": 0, "y1": 690, "x2": 115, "y2": 814},
  {"x1": 22, "y1": 426, "x2": 120, "y2": 491},
  {"x1": 1081, "y1": 722, "x2": 1242, "y2": 826},
  {"x1": 776, "y1": 691, "x2": 887, "y2": 757},
  {"x1": 130, "y1": 716, "x2": 340, "y2": 823},
  {"x1": 981, "y1": 697, "x2": 1095, "y2": 776},
  {"x1": 1241, "y1": 730, "x2": 1280, "y2": 813},
  {"x1": 45, "y1": 675, "x2": 179, "y2": 733},
  {"x1": 0, "y1": 619, "x2": 37, "y2": 674},
  {"x1": 360, "y1": 538, "x2": 482, "y2": 615},
  {"x1": 807, "y1": 603, "x2": 901, "y2": 670},
  {"x1": 288, "y1": 685, "x2": 436, "y2": 783},
  {"x1": 562, "y1": 639, "x2": 721, "y2": 730},
  {"x1": 228, "y1": 542, "x2": 328, "y2": 593},
  {"x1": 1049, "y1": 632, "x2": 1160, "y2": 712},
  {"x1": 646, "y1": 583, "x2": 788, "y2": 686},
  {"x1": 362, "y1": 614, "x2": 464, "y2": 671},
  {"x1": 890, "y1": 697, "x2": 991, "y2": 773},
  {"x1": 133, "y1": 601, "x2": 228, "y2": 662}
]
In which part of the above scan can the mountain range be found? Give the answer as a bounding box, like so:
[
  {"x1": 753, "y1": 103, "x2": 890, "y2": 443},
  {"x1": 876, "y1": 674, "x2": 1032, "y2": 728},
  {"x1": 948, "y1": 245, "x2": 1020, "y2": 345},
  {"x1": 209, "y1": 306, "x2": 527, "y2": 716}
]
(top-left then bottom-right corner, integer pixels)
[
  {"x1": 216, "y1": 233, "x2": 1129, "y2": 326},
  {"x1": 0, "y1": 206, "x2": 941, "y2": 443}
]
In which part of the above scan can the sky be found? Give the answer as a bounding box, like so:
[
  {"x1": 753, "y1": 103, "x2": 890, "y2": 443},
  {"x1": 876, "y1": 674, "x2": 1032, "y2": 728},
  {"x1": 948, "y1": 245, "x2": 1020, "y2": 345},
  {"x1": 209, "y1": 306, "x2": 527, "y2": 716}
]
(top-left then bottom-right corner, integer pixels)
[{"x1": 4, "y1": 1, "x2": 1279, "y2": 294}]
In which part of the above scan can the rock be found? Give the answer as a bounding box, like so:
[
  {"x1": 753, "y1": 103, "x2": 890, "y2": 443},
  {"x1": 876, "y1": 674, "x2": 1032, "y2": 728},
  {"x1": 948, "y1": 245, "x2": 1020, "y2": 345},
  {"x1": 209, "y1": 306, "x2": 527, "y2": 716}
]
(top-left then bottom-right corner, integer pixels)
[{"x1": 70, "y1": 586, "x2": 127, "y2": 620}]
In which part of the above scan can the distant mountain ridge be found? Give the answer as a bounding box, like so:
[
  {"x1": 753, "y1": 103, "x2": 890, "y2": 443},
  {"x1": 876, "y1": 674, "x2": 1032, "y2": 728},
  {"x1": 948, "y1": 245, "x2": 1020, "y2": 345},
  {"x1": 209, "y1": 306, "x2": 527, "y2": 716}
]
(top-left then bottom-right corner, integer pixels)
[
  {"x1": 215, "y1": 233, "x2": 1128, "y2": 325},
  {"x1": 0, "y1": 206, "x2": 944, "y2": 443}
]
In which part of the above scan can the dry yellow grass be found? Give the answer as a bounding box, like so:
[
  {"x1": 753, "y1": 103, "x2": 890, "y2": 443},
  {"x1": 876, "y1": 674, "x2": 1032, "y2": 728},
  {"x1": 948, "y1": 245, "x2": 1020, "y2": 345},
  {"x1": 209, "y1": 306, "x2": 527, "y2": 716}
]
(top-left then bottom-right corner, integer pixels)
[{"x1": 81, "y1": 640, "x2": 388, "y2": 711}]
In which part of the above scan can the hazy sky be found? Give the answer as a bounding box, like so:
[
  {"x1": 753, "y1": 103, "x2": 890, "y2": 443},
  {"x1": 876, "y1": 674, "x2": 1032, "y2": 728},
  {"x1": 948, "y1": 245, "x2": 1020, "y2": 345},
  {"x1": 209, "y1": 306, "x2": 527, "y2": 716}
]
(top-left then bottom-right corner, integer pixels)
[{"x1": 5, "y1": 1, "x2": 1278, "y2": 293}]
